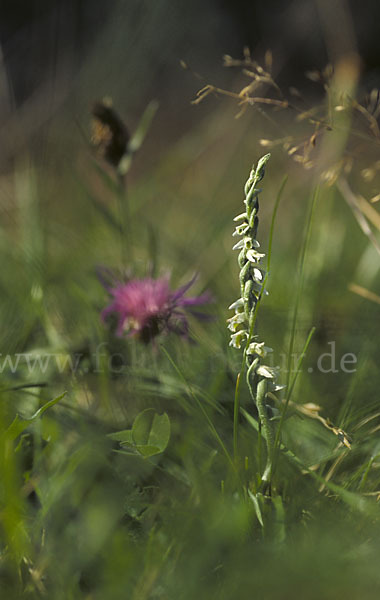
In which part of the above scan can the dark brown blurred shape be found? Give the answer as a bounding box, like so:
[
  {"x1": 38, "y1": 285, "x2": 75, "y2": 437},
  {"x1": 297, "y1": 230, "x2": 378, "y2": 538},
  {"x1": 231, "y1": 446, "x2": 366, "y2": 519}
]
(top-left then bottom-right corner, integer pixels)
[{"x1": 91, "y1": 100, "x2": 130, "y2": 168}]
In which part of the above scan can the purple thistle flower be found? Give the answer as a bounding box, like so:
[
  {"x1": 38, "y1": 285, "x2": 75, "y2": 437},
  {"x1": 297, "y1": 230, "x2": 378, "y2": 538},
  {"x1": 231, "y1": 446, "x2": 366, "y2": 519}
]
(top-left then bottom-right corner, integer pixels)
[{"x1": 101, "y1": 274, "x2": 211, "y2": 343}]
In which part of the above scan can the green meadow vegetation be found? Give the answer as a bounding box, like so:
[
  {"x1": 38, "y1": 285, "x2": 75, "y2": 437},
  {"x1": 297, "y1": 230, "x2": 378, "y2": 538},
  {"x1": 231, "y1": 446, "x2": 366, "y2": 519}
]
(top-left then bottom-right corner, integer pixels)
[{"x1": 2, "y1": 46, "x2": 380, "y2": 599}]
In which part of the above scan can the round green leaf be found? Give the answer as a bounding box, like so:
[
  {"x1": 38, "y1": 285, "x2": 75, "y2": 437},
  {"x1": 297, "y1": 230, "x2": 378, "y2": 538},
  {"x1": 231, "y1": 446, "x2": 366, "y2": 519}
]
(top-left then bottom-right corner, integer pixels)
[{"x1": 132, "y1": 409, "x2": 170, "y2": 454}]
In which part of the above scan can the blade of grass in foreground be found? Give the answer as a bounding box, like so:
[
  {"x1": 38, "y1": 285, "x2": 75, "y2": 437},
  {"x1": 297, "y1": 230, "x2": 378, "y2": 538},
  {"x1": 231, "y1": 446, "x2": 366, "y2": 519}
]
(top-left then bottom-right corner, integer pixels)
[
  {"x1": 283, "y1": 326, "x2": 316, "y2": 406},
  {"x1": 160, "y1": 345, "x2": 236, "y2": 473},
  {"x1": 274, "y1": 185, "x2": 318, "y2": 448},
  {"x1": 272, "y1": 326, "x2": 315, "y2": 474},
  {"x1": 285, "y1": 185, "x2": 318, "y2": 391}
]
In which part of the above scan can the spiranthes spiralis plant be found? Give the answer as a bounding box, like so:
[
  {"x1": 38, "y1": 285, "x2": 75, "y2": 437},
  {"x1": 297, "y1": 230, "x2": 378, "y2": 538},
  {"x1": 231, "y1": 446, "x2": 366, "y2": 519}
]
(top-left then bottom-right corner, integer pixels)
[{"x1": 228, "y1": 153, "x2": 281, "y2": 493}]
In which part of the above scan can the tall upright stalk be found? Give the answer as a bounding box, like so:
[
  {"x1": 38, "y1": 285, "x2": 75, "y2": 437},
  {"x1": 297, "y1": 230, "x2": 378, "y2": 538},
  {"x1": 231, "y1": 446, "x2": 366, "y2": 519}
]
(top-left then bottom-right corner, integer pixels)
[{"x1": 228, "y1": 154, "x2": 281, "y2": 490}]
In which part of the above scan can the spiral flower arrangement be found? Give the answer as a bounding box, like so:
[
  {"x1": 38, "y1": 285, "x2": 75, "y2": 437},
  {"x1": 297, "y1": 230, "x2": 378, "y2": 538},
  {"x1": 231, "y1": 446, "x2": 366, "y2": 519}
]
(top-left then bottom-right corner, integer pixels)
[{"x1": 228, "y1": 154, "x2": 280, "y2": 490}]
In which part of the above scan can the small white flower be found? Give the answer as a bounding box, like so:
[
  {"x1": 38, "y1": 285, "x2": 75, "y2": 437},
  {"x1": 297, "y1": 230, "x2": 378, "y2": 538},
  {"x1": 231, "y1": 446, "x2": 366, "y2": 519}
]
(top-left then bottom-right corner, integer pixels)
[
  {"x1": 256, "y1": 365, "x2": 279, "y2": 379},
  {"x1": 228, "y1": 298, "x2": 244, "y2": 311},
  {"x1": 232, "y1": 238, "x2": 245, "y2": 250},
  {"x1": 233, "y1": 212, "x2": 248, "y2": 222},
  {"x1": 246, "y1": 249, "x2": 266, "y2": 263},
  {"x1": 266, "y1": 381, "x2": 285, "y2": 393},
  {"x1": 233, "y1": 223, "x2": 250, "y2": 237},
  {"x1": 229, "y1": 330, "x2": 248, "y2": 349},
  {"x1": 227, "y1": 312, "x2": 246, "y2": 332},
  {"x1": 252, "y1": 268, "x2": 264, "y2": 282},
  {"x1": 246, "y1": 342, "x2": 273, "y2": 358},
  {"x1": 233, "y1": 237, "x2": 261, "y2": 251}
]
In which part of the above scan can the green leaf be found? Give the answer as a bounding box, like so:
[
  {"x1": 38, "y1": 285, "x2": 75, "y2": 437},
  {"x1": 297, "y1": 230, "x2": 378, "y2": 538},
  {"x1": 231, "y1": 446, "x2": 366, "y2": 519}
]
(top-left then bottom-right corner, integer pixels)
[
  {"x1": 135, "y1": 445, "x2": 162, "y2": 458},
  {"x1": 6, "y1": 391, "x2": 66, "y2": 441},
  {"x1": 132, "y1": 409, "x2": 170, "y2": 456},
  {"x1": 107, "y1": 429, "x2": 133, "y2": 445},
  {"x1": 248, "y1": 489, "x2": 264, "y2": 527}
]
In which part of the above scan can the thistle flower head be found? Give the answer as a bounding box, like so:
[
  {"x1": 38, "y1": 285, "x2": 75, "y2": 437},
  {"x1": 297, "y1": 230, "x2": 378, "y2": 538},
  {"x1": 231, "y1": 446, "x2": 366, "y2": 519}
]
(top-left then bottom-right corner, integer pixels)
[{"x1": 101, "y1": 274, "x2": 211, "y2": 343}]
